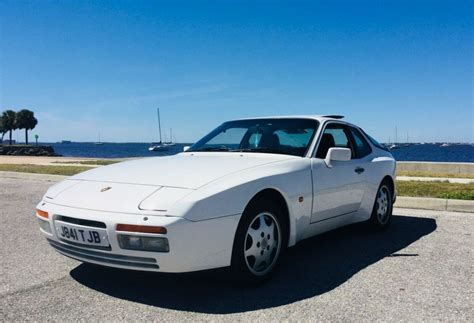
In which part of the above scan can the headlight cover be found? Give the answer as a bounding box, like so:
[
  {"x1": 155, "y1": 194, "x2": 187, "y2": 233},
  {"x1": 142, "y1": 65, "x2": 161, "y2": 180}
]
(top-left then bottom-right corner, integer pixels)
[
  {"x1": 139, "y1": 187, "x2": 193, "y2": 212},
  {"x1": 37, "y1": 218, "x2": 52, "y2": 234},
  {"x1": 117, "y1": 234, "x2": 169, "y2": 252},
  {"x1": 44, "y1": 180, "x2": 81, "y2": 199}
]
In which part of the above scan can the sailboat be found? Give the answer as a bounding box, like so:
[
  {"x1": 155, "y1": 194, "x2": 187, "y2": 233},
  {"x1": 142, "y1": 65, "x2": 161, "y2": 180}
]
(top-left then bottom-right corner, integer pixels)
[
  {"x1": 389, "y1": 126, "x2": 399, "y2": 150},
  {"x1": 163, "y1": 128, "x2": 176, "y2": 147},
  {"x1": 403, "y1": 132, "x2": 410, "y2": 147},
  {"x1": 149, "y1": 108, "x2": 169, "y2": 152},
  {"x1": 389, "y1": 144, "x2": 399, "y2": 150},
  {"x1": 94, "y1": 132, "x2": 104, "y2": 145}
]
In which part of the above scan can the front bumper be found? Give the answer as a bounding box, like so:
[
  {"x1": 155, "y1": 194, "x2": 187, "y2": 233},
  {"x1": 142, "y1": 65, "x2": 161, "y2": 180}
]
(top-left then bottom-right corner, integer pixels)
[{"x1": 37, "y1": 201, "x2": 241, "y2": 273}]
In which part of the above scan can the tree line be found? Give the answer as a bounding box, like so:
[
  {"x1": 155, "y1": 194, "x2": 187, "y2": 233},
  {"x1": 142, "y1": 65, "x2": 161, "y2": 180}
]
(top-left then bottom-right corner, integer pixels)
[{"x1": 0, "y1": 109, "x2": 38, "y2": 145}]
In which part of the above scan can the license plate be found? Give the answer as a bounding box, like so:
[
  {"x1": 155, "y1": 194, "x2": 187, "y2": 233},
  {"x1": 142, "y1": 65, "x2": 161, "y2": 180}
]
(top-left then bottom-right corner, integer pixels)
[{"x1": 55, "y1": 220, "x2": 109, "y2": 247}]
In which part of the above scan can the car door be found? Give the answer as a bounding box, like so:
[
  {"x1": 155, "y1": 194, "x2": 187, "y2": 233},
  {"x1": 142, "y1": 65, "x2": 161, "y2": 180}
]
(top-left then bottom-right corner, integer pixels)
[{"x1": 310, "y1": 123, "x2": 367, "y2": 223}]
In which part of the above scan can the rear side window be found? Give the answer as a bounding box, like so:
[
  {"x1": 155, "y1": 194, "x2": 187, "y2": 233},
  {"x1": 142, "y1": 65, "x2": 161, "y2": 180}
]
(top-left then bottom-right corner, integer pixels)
[
  {"x1": 349, "y1": 127, "x2": 372, "y2": 158},
  {"x1": 362, "y1": 130, "x2": 390, "y2": 152}
]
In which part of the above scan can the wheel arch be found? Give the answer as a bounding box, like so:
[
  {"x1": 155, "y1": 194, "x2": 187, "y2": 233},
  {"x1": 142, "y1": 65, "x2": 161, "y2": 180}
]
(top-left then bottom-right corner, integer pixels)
[
  {"x1": 381, "y1": 175, "x2": 396, "y2": 202},
  {"x1": 241, "y1": 188, "x2": 291, "y2": 247}
]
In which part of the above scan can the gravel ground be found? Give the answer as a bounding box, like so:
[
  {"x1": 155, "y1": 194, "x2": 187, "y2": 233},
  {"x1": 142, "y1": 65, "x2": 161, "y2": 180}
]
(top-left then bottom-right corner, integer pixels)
[{"x1": 0, "y1": 177, "x2": 473, "y2": 321}]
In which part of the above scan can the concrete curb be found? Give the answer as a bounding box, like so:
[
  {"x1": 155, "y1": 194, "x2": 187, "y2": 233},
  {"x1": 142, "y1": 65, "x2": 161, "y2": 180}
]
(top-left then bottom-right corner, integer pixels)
[
  {"x1": 396, "y1": 176, "x2": 474, "y2": 184},
  {"x1": 394, "y1": 196, "x2": 474, "y2": 213},
  {"x1": 397, "y1": 161, "x2": 474, "y2": 175}
]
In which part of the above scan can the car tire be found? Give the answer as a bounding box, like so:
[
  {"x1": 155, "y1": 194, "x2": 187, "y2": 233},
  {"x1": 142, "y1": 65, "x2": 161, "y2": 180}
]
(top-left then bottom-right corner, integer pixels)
[
  {"x1": 231, "y1": 197, "x2": 287, "y2": 283},
  {"x1": 369, "y1": 180, "x2": 394, "y2": 229}
]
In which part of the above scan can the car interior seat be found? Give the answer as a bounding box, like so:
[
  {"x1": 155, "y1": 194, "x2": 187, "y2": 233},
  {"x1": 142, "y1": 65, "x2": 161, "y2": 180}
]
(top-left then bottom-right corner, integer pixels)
[
  {"x1": 258, "y1": 133, "x2": 280, "y2": 150},
  {"x1": 316, "y1": 133, "x2": 336, "y2": 158}
]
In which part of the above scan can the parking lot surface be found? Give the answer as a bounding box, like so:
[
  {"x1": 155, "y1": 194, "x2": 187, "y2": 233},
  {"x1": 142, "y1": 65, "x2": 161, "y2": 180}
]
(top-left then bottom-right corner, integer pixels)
[{"x1": 1, "y1": 177, "x2": 473, "y2": 321}]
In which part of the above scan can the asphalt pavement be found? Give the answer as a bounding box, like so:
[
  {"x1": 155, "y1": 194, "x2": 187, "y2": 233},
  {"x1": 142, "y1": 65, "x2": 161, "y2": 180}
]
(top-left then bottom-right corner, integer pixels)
[{"x1": 0, "y1": 177, "x2": 473, "y2": 321}]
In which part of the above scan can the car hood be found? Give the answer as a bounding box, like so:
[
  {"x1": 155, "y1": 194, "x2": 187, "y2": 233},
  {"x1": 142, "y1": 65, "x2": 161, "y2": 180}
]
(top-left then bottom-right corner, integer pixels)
[{"x1": 71, "y1": 152, "x2": 295, "y2": 189}]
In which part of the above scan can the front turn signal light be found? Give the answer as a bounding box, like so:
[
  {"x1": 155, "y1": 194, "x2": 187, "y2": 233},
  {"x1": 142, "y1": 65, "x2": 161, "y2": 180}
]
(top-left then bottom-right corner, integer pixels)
[
  {"x1": 36, "y1": 209, "x2": 49, "y2": 219},
  {"x1": 116, "y1": 224, "x2": 167, "y2": 234}
]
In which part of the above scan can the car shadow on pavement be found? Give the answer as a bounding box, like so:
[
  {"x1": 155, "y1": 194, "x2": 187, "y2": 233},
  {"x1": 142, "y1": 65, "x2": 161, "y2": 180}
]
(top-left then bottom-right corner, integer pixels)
[{"x1": 70, "y1": 214, "x2": 436, "y2": 314}]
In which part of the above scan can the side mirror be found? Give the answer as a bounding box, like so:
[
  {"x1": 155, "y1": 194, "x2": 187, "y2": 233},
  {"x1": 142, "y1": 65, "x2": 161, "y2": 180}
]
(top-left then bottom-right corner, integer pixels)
[
  {"x1": 183, "y1": 146, "x2": 190, "y2": 152},
  {"x1": 325, "y1": 147, "x2": 351, "y2": 168}
]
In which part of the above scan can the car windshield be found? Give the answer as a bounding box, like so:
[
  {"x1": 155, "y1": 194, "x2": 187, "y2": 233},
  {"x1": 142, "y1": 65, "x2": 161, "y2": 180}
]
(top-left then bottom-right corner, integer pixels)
[{"x1": 188, "y1": 118, "x2": 319, "y2": 157}]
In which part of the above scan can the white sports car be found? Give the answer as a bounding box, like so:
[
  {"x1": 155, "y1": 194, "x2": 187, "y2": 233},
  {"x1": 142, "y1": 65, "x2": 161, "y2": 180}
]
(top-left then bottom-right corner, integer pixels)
[{"x1": 36, "y1": 115, "x2": 396, "y2": 282}]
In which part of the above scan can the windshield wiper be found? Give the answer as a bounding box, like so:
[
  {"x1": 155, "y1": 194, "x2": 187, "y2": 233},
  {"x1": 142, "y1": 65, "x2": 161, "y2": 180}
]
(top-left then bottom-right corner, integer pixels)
[
  {"x1": 190, "y1": 146, "x2": 291, "y2": 155},
  {"x1": 230, "y1": 148, "x2": 287, "y2": 154},
  {"x1": 189, "y1": 146, "x2": 230, "y2": 152}
]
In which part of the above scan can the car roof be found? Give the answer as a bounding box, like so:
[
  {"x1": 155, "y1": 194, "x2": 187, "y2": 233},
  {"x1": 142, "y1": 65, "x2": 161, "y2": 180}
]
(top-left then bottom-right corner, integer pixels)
[{"x1": 230, "y1": 115, "x2": 353, "y2": 124}]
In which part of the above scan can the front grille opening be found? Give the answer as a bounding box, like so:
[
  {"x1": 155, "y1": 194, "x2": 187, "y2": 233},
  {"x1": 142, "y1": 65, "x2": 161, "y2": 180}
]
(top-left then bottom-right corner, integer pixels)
[
  {"x1": 48, "y1": 239, "x2": 159, "y2": 269},
  {"x1": 55, "y1": 215, "x2": 106, "y2": 228}
]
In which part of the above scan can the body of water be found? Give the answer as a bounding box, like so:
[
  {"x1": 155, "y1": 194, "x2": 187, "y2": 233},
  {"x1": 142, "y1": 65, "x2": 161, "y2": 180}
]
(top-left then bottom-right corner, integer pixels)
[
  {"x1": 389, "y1": 144, "x2": 473, "y2": 163},
  {"x1": 47, "y1": 142, "x2": 474, "y2": 162},
  {"x1": 49, "y1": 142, "x2": 188, "y2": 159}
]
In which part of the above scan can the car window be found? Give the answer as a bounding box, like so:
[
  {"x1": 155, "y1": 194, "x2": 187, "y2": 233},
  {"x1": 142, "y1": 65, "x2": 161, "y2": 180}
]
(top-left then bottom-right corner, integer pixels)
[
  {"x1": 205, "y1": 127, "x2": 247, "y2": 149},
  {"x1": 247, "y1": 132, "x2": 263, "y2": 148},
  {"x1": 274, "y1": 128, "x2": 314, "y2": 148},
  {"x1": 349, "y1": 127, "x2": 372, "y2": 158},
  {"x1": 362, "y1": 130, "x2": 391, "y2": 152},
  {"x1": 316, "y1": 124, "x2": 353, "y2": 158},
  {"x1": 326, "y1": 128, "x2": 350, "y2": 148},
  {"x1": 188, "y1": 118, "x2": 319, "y2": 157}
]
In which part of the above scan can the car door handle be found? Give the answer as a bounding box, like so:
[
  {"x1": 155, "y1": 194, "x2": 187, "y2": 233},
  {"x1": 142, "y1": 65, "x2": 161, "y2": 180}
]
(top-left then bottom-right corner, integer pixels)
[{"x1": 355, "y1": 167, "x2": 365, "y2": 174}]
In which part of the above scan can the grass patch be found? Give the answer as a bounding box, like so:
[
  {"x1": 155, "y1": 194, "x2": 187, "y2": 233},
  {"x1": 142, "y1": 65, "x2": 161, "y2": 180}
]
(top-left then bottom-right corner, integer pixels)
[
  {"x1": 52, "y1": 160, "x2": 120, "y2": 166},
  {"x1": 0, "y1": 164, "x2": 91, "y2": 176},
  {"x1": 397, "y1": 180, "x2": 474, "y2": 200},
  {"x1": 397, "y1": 170, "x2": 474, "y2": 179}
]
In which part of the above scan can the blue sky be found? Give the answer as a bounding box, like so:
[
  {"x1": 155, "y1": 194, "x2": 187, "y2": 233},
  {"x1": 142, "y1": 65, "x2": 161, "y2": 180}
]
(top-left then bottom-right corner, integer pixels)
[{"x1": 1, "y1": 0, "x2": 472, "y2": 143}]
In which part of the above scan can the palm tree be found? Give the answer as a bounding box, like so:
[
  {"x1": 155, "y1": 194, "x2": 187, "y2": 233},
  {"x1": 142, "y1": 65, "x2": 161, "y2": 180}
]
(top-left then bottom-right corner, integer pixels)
[
  {"x1": 0, "y1": 115, "x2": 7, "y2": 143},
  {"x1": 1, "y1": 110, "x2": 18, "y2": 145},
  {"x1": 16, "y1": 109, "x2": 38, "y2": 145}
]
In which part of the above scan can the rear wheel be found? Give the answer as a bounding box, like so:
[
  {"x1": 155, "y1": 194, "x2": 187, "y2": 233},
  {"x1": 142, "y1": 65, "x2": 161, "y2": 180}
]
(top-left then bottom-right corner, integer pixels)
[
  {"x1": 231, "y1": 198, "x2": 286, "y2": 283},
  {"x1": 370, "y1": 181, "x2": 393, "y2": 229}
]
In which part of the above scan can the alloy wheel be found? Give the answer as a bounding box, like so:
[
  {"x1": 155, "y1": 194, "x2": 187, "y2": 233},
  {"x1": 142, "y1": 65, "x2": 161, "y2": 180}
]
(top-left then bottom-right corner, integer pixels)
[
  {"x1": 376, "y1": 186, "x2": 390, "y2": 225},
  {"x1": 244, "y1": 212, "x2": 282, "y2": 276}
]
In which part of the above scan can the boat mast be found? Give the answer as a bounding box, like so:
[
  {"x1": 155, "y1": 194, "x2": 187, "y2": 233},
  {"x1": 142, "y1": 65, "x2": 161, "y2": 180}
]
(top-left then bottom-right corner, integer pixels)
[{"x1": 157, "y1": 108, "x2": 162, "y2": 144}]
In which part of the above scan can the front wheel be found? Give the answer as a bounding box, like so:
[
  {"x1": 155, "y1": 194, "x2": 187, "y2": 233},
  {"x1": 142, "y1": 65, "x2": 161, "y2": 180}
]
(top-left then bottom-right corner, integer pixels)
[
  {"x1": 370, "y1": 181, "x2": 393, "y2": 229},
  {"x1": 231, "y1": 198, "x2": 286, "y2": 283}
]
